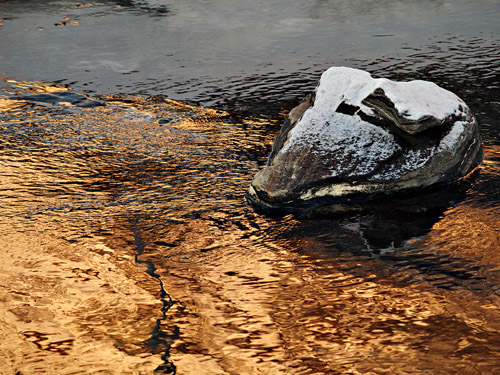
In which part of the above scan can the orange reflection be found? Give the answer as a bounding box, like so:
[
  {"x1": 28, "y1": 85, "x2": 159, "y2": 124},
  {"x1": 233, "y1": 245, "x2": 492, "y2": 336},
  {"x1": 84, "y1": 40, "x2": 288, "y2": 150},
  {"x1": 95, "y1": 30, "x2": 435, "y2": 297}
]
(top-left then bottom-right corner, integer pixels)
[
  {"x1": 430, "y1": 205, "x2": 500, "y2": 266},
  {"x1": 1, "y1": 81, "x2": 500, "y2": 374}
]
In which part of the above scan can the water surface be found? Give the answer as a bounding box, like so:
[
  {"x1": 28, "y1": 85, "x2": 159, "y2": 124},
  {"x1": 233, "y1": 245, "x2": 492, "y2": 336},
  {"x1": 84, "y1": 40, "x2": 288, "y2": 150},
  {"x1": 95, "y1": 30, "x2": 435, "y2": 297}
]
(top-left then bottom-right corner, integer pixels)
[{"x1": 1, "y1": 1, "x2": 500, "y2": 374}]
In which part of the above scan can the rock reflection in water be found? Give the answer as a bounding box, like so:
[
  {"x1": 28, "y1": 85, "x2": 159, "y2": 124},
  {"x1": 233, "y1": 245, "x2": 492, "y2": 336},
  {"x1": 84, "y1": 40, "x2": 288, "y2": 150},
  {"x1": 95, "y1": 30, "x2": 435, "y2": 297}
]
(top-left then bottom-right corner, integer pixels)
[{"x1": 1, "y1": 82, "x2": 500, "y2": 374}]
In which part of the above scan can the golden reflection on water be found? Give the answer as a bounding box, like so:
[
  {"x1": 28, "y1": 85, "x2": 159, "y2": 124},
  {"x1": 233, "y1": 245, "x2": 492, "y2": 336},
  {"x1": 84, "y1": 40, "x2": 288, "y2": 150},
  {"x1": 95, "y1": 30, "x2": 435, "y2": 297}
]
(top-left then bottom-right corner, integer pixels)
[
  {"x1": 1, "y1": 81, "x2": 500, "y2": 374},
  {"x1": 430, "y1": 205, "x2": 500, "y2": 268},
  {"x1": 0, "y1": 226, "x2": 164, "y2": 373}
]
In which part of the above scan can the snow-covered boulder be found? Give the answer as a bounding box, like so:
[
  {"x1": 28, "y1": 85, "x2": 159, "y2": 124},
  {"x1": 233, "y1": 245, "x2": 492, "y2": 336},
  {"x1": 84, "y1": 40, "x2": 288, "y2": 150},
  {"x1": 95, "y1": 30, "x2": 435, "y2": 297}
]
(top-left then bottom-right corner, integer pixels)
[{"x1": 247, "y1": 67, "x2": 483, "y2": 213}]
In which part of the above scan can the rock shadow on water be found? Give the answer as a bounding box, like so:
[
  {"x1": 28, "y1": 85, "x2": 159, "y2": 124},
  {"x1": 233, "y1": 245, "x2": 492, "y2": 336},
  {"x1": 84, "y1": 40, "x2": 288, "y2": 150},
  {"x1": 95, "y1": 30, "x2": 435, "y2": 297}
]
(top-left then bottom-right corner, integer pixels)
[
  {"x1": 312, "y1": 180, "x2": 472, "y2": 249},
  {"x1": 267, "y1": 176, "x2": 498, "y2": 293}
]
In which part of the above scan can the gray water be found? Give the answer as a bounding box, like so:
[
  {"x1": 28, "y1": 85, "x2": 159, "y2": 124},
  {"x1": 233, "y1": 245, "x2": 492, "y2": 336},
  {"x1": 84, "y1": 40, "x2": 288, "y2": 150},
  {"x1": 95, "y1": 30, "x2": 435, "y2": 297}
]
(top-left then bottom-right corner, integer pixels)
[{"x1": 1, "y1": 1, "x2": 500, "y2": 374}]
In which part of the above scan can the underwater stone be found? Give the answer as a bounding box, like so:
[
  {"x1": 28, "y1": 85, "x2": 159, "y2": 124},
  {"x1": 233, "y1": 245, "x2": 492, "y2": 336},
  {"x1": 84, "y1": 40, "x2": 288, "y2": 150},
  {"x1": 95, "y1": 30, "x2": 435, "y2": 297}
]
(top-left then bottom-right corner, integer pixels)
[{"x1": 247, "y1": 66, "x2": 483, "y2": 213}]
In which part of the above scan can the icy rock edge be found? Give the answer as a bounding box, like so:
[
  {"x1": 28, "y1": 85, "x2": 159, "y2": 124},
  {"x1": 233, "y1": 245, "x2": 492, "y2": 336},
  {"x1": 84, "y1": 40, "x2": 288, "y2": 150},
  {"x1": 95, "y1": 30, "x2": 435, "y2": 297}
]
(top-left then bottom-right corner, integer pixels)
[{"x1": 247, "y1": 67, "x2": 483, "y2": 214}]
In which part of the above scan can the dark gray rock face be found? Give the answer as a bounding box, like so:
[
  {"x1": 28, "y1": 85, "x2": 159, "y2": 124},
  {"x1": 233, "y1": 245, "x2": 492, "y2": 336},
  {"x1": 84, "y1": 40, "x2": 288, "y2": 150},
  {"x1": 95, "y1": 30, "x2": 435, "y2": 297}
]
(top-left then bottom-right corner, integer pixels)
[{"x1": 247, "y1": 67, "x2": 483, "y2": 213}]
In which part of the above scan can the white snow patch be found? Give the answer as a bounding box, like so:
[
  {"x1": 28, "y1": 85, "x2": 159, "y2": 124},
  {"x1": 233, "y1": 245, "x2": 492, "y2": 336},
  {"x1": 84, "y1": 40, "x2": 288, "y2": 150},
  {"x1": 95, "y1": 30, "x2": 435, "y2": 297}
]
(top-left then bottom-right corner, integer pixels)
[
  {"x1": 277, "y1": 67, "x2": 467, "y2": 179},
  {"x1": 278, "y1": 67, "x2": 402, "y2": 177},
  {"x1": 314, "y1": 67, "x2": 378, "y2": 116},
  {"x1": 370, "y1": 147, "x2": 437, "y2": 181},
  {"x1": 370, "y1": 122, "x2": 467, "y2": 181},
  {"x1": 379, "y1": 80, "x2": 466, "y2": 121},
  {"x1": 281, "y1": 110, "x2": 399, "y2": 178},
  {"x1": 314, "y1": 66, "x2": 466, "y2": 121},
  {"x1": 438, "y1": 121, "x2": 465, "y2": 151}
]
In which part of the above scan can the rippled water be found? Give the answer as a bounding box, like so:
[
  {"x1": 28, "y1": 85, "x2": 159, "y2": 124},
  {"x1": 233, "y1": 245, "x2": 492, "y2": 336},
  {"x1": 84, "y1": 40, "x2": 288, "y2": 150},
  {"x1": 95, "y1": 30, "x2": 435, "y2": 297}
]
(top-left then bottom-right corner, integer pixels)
[{"x1": 1, "y1": 1, "x2": 500, "y2": 374}]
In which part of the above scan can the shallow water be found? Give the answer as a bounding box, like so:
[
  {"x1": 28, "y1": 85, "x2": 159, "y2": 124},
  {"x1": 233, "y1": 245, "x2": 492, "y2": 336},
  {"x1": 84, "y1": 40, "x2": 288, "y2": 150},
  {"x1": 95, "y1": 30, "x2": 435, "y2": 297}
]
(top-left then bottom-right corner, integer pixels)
[{"x1": 1, "y1": 1, "x2": 500, "y2": 374}]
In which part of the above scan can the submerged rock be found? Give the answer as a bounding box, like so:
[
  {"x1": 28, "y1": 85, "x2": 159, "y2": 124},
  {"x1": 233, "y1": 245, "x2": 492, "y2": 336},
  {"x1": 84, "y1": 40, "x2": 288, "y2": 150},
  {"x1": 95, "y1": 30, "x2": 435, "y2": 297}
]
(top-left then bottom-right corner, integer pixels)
[{"x1": 247, "y1": 67, "x2": 483, "y2": 213}]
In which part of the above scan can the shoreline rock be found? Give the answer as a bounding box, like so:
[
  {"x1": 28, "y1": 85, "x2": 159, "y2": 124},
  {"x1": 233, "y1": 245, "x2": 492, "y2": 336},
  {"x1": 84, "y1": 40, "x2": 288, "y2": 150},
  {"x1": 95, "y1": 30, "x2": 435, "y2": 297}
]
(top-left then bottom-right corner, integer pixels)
[{"x1": 247, "y1": 67, "x2": 483, "y2": 214}]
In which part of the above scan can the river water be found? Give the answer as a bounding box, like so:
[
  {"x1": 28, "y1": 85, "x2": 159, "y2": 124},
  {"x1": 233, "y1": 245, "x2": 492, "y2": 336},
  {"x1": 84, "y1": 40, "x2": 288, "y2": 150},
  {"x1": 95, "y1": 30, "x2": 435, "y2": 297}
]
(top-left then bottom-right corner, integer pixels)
[{"x1": 1, "y1": 1, "x2": 500, "y2": 374}]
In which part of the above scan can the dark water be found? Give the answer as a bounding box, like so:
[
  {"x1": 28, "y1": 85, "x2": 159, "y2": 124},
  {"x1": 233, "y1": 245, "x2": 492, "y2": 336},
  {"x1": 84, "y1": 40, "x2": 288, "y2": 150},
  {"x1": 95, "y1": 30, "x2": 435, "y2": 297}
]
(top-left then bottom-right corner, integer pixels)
[{"x1": 1, "y1": 1, "x2": 500, "y2": 374}]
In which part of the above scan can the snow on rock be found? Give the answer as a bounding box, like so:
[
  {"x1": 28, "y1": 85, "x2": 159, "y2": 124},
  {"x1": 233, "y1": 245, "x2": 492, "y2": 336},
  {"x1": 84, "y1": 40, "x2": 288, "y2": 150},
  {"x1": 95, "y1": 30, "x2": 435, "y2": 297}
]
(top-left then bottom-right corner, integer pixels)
[
  {"x1": 314, "y1": 66, "x2": 467, "y2": 122},
  {"x1": 247, "y1": 67, "x2": 483, "y2": 214},
  {"x1": 281, "y1": 111, "x2": 400, "y2": 179},
  {"x1": 438, "y1": 121, "x2": 465, "y2": 151},
  {"x1": 379, "y1": 80, "x2": 467, "y2": 122}
]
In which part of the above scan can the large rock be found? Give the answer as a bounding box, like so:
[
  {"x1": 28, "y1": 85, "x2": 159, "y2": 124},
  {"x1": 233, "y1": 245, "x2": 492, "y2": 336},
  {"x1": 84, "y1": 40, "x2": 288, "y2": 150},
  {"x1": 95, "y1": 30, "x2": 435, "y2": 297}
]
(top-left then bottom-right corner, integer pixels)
[{"x1": 247, "y1": 67, "x2": 483, "y2": 213}]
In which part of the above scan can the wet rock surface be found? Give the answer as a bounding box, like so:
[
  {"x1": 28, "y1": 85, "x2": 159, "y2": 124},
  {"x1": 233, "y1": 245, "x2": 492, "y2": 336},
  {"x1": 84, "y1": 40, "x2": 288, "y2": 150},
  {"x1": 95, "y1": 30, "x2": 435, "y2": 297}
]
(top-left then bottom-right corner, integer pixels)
[{"x1": 247, "y1": 67, "x2": 484, "y2": 214}]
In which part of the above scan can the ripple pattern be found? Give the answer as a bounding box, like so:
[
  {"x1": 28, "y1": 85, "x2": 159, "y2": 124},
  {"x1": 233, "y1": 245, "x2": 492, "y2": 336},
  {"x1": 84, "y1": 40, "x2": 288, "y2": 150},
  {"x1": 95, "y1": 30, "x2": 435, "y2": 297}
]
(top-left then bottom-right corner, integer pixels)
[{"x1": 1, "y1": 79, "x2": 500, "y2": 373}]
